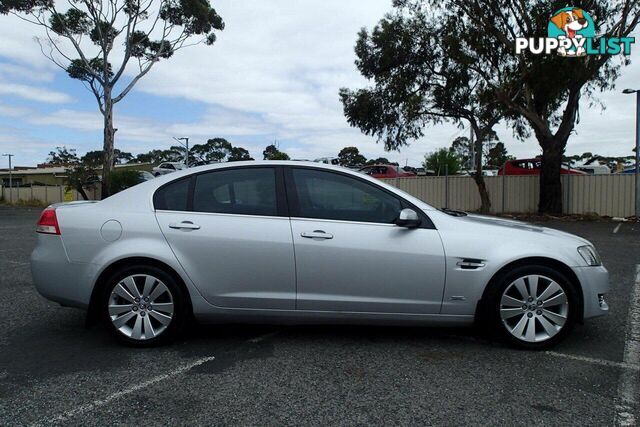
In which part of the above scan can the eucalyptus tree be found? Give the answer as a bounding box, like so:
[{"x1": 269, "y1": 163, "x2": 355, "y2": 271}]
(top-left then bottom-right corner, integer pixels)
[
  {"x1": 416, "y1": 0, "x2": 639, "y2": 213},
  {"x1": 339, "y1": 6, "x2": 503, "y2": 212},
  {"x1": 1, "y1": 0, "x2": 224, "y2": 197}
]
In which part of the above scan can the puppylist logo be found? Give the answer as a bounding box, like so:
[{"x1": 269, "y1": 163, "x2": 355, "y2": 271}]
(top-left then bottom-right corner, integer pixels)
[{"x1": 515, "y1": 7, "x2": 635, "y2": 57}]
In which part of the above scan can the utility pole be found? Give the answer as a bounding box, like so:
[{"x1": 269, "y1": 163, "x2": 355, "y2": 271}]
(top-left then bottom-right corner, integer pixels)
[
  {"x1": 623, "y1": 89, "x2": 640, "y2": 218},
  {"x1": 2, "y1": 153, "x2": 13, "y2": 204},
  {"x1": 173, "y1": 137, "x2": 190, "y2": 167}
]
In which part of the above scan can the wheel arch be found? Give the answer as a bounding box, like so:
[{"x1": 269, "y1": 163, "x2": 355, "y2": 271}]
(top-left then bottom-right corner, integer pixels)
[
  {"x1": 86, "y1": 256, "x2": 193, "y2": 325},
  {"x1": 476, "y1": 257, "x2": 584, "y2": 323}
]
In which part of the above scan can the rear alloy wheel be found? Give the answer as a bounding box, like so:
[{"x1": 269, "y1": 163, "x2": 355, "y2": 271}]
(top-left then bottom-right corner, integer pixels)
[
  {"x1": 103, "y1": 266, "x2": 187, "y2": 346},
  {"x1": 488, "y1": 266, "x2": 577, "y2": 350}
]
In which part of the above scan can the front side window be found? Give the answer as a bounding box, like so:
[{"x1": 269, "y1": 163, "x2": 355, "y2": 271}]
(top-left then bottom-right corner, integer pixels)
[
  {"x1": 291, "y1": 168, "x2": 402, "y2": 223},
  {"x1": 193, "y1": 168, "x2": 277, "y2": 216}
]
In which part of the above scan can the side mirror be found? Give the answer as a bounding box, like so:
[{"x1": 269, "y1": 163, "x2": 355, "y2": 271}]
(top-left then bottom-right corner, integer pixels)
[{"x1": 395, "y1": 208, "x2": 421, "y2": 228}]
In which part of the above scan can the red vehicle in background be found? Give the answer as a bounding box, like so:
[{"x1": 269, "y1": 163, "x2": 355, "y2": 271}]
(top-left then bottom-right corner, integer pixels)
[
  {"x1": 498, "y1": 159, "x2": 585, "y2": 175},
  {"x1": 358, "y1": 164, "x2": 416, "y2": 178}
]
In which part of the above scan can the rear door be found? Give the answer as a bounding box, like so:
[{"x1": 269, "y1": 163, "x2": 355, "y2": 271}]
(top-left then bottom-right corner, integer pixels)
[
  {"x1": 285, "y1": 167, "x2": 446, "y2": 314},
  {"x1": 154, "y1": 166, "x2": 296, "y2": 309}
]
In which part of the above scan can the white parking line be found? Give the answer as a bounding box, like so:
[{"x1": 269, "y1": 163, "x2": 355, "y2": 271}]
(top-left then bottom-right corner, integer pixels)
[
  {"x1": 247, "y1": 331, "x2": 279, "y2": 343},
  {"x1": 613, "y1": 223, "x2": 622, "y2": 234},
  {"x1": 36, "y1": 356, "x2": 215, "y2": 425},
  {"x1": 545, "y1": 351, "x2": 640, "y2": 371},
  {"x1": 5, "y1": 260, "x2": 29, "y2": 266},
  {"x1": 614, "y1": 264, "x2": 640, "y2": 426}
]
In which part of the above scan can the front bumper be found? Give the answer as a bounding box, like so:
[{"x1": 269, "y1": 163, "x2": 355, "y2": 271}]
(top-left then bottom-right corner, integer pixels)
[{"x1": 572, "y1": 265, "x2": 610, "y2": 320}]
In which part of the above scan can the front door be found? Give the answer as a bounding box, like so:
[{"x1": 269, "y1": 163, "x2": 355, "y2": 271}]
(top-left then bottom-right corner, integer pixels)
[
  {"x1": 154, "y1": 166, "x2": 296, "y2": 310},
  {"x1": 286, "y1": 167, "x2": 446, "y2": 314}
]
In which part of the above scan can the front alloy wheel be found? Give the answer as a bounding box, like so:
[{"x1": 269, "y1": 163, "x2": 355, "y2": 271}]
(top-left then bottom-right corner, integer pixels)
[
  {"x1": 500, "y1": 274, "x2": 569, "y2": 343},
  {"x1": 486, "y1": 265, "x2": 577, "y2": 350}
]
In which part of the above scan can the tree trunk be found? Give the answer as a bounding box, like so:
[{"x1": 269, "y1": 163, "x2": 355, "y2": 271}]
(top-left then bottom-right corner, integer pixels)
[
  {"x1": 472, "y1": 127, "x2": 491, "y2": 213},
  {"x1": 101, "y1": 93, "x2": 115, "y2": 199},
  {"x1": 538, "y1": 141, "x2": 564, "y2": 214},
  {"x1": 76, "y1": 186, "x2": 89, "y2": 200},
  {"x1": 472, "y1": 173, "x2": 491, "y2": 213}
]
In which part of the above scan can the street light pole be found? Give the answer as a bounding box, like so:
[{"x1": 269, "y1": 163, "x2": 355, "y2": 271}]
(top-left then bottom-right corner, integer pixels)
[
  {"x1": 623, "y1": 89, "x2": 640, "y2": 218},
  {"x1": 2, "y1": 153, "x2": 13, "y2": 204},
  {"x1": 173, "y1": 137, "x2": 190, "y2": 167}
]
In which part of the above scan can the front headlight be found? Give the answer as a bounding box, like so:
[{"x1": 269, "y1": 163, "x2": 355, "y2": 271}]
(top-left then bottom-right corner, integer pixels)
[{"x1": 578, "y1": 245, "x2": 602, "y2": 266}]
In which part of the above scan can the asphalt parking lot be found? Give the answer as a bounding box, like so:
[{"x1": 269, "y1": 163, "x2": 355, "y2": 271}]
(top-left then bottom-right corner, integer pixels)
[{"x1": 1, "y1": 205, "x2": 639, "y2": 426}]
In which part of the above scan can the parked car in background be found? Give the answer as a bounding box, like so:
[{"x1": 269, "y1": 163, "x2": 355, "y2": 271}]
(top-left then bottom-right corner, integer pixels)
[
  {"x1": 359, "y1": 164, "x2": 416, "y2": 178},
  {"x1": 139, "y1": 171, "x2": 156, "y2": 181},
  {"x1": 314, "y1": 157, "x2": 340, "y2": 165},
  {"x1": 498, "y1": 159, "x2": 585, "y2": 176},
  {"x1": 152, "y1": 162, "x2": 186, "y2": 177},
  {"x1": 617, "y1": 165, "x2": 637, "y2": 174},
  {"x1": 575, "y1": 164, "x2": 611, "y2": 175},
  {"x1": 30, "y1": 161, "x2": 609, "y2": 349}
]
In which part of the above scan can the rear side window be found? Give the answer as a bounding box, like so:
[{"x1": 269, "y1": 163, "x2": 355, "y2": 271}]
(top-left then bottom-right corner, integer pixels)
[
  {"x1": 193, "y1": 168, "x2": 277, "y2": 216},
  {"x1": 154, "y1": 178, "x2": 189, "y2": 211}
]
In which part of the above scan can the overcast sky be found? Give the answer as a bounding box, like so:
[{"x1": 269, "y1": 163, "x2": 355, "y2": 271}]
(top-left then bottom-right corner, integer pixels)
[{"x1": 0, "y1": 0, "x2": 638, "y2": 168}]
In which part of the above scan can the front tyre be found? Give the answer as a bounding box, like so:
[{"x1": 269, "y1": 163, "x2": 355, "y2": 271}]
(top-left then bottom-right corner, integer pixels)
[
  {"x1": 486, "y1": 265, "x2": 578, "y2": 350},
  {"x1": 102, "y1": 266, "x2": 187, "y2": 346}
]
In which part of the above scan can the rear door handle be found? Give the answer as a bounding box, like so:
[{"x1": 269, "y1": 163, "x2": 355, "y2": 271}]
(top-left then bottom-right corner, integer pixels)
[
  {"x1": 301, "y1": 230, "x2": 333, "y2": 240},
  {"x1": 169, "y1": 221, "x2": 201, "y2": 230}
]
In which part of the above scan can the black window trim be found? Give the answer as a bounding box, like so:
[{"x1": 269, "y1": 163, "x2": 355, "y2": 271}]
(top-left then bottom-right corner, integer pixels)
[
  {"x1": 283, "y1": 165, "x2": 435, "y2": 229},
  {"x1": 153, "y1": 165, "x2": 289, "y2": 217}
]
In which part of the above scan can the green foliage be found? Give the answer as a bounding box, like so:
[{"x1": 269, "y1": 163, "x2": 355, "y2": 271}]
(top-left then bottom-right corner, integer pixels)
[
  {"x1": 192, "y1": 138, "x2": 232, "y2": 163},
  {"x1": 365, "y1": 157, "x2": 391, "y2": 165},
  {"x1": 228, "y1": 147, "x2": 253, "y2": 162},
  {"x1": 108, "y1": 169, "x2": 143, "y2": 195},
  {"x1": 485, "y1": 142, "x2": 513, "y2": 169},
  {"x1": 263, "y1": 144, "x2": 290, "y2": 160},
  {"x1": 66, "y1": 58, "x2": 113, "y2": 83},
  {"x1": 449, "y1": 137, "x2": 472, "y2": 169},
  {"x1": 423, "y1": 148, "x2": 460, "y2": 176},
  {"x1": 337, "y1": 146, "x2": 367, "y2": 167},
  {"x1": 47, "y1": 146, "x2": 79, "y2": 165}
]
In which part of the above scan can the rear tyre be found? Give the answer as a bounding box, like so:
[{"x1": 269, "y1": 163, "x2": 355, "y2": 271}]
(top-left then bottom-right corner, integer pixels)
[
  {"x1": 485, "y1": 265, "x2": 578, "y2": 350},
  {"x1": 101, "y1": 265, "x2": 188, "y2": 346}
]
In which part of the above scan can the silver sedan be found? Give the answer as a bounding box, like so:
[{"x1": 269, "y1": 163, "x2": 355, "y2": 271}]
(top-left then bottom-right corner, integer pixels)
[{"x1": 31, "y1": 161, "x2": 609, "y2": 349}]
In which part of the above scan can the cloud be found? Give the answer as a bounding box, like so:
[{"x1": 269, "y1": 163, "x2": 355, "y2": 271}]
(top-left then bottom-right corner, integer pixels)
[
  {"x1": 0, "y1": 81, "x2": 73, "y2": 103},
  {"x1": 0, "y1": 0, "x2": 638, "y2": 167}
]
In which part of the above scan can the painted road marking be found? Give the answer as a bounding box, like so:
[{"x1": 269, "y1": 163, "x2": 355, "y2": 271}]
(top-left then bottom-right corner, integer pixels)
[
  {"x1": 613, "y1": 223, "x2": 622, "y2": 234},
  {"x1": 546, "y1": 351, "x2": 640, "y2": 372},
  {"x1": 614, "y1": 264, "x2": 640, "y2": 426},
  {"x1": 36, "y1": 356, "x2": 216, "y2": 425}
]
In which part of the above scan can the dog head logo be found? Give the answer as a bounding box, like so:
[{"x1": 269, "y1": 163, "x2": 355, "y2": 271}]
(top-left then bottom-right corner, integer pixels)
[{"x1": 547, "y1": 7, "x2": 596, "y2": 56}]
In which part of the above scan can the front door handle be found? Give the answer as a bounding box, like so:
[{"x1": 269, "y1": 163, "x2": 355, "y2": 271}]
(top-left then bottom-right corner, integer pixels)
[
  {"x1": 169, "y1": 221, "x2": 201, "y2": 230},
  {"x1": 301, "y1": 230, "x2": 333, "y2": 240}
]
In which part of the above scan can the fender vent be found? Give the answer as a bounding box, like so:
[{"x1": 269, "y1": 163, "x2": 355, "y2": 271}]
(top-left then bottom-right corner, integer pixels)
[{"x1": 456, "y1": 258, "x2": 486, "y2": 270}]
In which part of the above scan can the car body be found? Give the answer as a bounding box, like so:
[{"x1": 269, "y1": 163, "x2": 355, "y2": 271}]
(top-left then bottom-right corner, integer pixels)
[
  {"x1": 498, "y1": 159, "x2": 586, "y2": 176},
  {"x1": 31, "y1": 161, "x2": 609, "y2": 348},
  {"x1": 359, "y1": 164, "x2": 416, "y2": 178},
  {"x1": 617, "y1": 165, "x2": 637, "y2": 174},
  {"x1": 139, "y1": 171, "x2": 156, "y2": 181},
  {"x1": 574, "y1": 164, "x2": 611, "y2": 175},
  {"x1": 152, "y1": 162, "x2": 186, "y2": 176}
]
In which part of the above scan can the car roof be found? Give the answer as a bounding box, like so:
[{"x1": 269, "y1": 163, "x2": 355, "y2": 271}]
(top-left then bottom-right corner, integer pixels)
[{"x1": 101, "y1": 160, "x2": 436, "y2": 212}]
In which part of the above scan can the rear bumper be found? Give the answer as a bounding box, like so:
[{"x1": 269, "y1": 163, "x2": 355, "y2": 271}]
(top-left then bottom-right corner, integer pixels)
[
  {"x1": 30, "y1": 234, "x2": 98, "y2": 309},
  {"x1": 572, "y1": 265, "x2": 610, "y2": 320}
]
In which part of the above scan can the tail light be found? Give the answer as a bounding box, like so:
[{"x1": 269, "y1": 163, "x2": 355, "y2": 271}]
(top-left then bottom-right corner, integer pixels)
[{"x1": 36, "y1": 207, "x2": 60, "y2": 235}]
